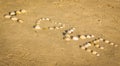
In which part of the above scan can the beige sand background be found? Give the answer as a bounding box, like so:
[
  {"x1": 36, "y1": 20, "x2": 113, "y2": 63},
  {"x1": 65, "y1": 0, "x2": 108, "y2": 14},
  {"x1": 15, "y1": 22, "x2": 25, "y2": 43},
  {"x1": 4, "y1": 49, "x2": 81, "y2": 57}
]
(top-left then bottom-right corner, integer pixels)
[{"x1": 0, "y1": 0, "x2": 120, "y2": 66}]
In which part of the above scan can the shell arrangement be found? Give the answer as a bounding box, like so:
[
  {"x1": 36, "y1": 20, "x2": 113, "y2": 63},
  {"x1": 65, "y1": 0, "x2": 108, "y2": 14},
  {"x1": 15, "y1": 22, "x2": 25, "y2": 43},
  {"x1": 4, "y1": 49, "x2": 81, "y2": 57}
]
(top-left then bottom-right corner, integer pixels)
[
  {"x1": 3, "y1": 9, "x2": 118, "y2": 56},
  {"x1": 4, "y1": 9, "x2": 26, "y2": 23}
]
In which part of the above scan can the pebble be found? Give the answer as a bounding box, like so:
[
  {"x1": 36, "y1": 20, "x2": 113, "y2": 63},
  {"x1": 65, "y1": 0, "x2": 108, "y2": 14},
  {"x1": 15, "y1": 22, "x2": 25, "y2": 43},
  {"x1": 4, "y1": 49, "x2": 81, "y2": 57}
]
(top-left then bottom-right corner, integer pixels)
[
  {"x1": 9, "y1": 11, "x2": 16, "y2": 16},
  {"x1": 34, "y1": 25, "x2": 41, "y2": 29},
  {"x1": 80, "y1": 35, "x2": 86, "y2": 39},
  {"x1": 17, "y1": 19, "x2": 23, "y2": 23}
]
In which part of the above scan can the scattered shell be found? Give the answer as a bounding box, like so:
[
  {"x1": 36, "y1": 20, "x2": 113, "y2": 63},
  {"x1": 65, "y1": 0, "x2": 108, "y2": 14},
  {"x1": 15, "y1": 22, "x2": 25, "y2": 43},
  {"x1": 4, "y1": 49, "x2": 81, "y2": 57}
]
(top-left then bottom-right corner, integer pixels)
[
  {"x1": 80, "y1": 46, "x2": 86, "y2": 49},
  {"x1": 16, "y1": 10, "x2": 21, "y2": 14},
  {"x1": 20, "y1": 9, "x2": 26, "y2": 13},
  {"x1": 34, "y1": 25, "x2": 41, "y2": 29},
  {"x1": 80, "y1": 35, "x2": 86, "y2": 39},
  {"x1": 72, "y1": 36, "x2": 79, "y2": 41},
  {"x1": 11, "y1": 16, "x2": 18, "y2": 21},
  {"x1": 4, "y1": 14, "x2": 11, "y2": 18},
  {"x1": 17, "y1": 19, "x2": 23, "y2": 23},
  {"x1": 86, "y1": 49, "x2": 91, "y2": 52},
  {"x1": 63, "y1": 37, "x2": 71, "y2": 41},
  {"x1": 92, "y1": 51, "x2": 98, "y2": 55},
  {"x1": 9, "y1": 11, "x2": 16, "y2": 16},
  {"x1": 48, "y1": 27, "x2": 54, "y2": 30},
  {"x1": 104, "y1": 40, "x2": 110, "y2": 43}
]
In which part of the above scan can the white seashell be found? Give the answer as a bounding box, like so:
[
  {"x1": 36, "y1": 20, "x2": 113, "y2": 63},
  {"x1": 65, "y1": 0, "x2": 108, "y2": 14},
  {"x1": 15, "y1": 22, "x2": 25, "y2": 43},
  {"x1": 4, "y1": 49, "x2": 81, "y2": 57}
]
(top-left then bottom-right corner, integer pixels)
[
  {"x1": 48, "y1": 27, "x2": 54, "y2": 30},
  {"x1": 72, "y1": 36, "x2": 79, "y2": 41},
  {"x1": 109, "y1": 43, "x2": 114, "y2": 45},
  {"x1": 17, "y1": 19, "x2": 23, "y2": 23},
  {"x1": 20, "y1": 9, "x2": 26, "y2": 13},
  {"x1": 86, "y1": 49, "x2": 91, "y2": 52},
  {"x1": 80, "y1": 46, "x2": 86, "y2": 49},
  {"x1": 84, "y1": 43, "x2": 91, "y2": 48},
  {"x1": 86, "y1": 35, "x2": 92, "y2": 38},
  {"x1": 96, "y1": 54, "x2": 100, "y2": 56},
  {"x1": 100, "y1": 47, "x2": 104, "y2": 49},
  {"x1": 115, "y1": 45, "x2": 118, "y2": 47},
  {"x1": 64, "y1": 37, "x2": 71, "y2": 41},
  {"x1": 104, "y1": 40, "x2": 110, "y2": 43},
  {"x1": 94, "y1": 44, "x2": 100, "y2": 47},
  {"x1": 99, "y1": 38, "x2": 104, "y2": 41},
  {"x1": 16, "y1": 10, "x2": 21, "y2": 14},
  {"x1": 34, "y1": 25, "x2": 41, "y2": 29},
  {"x1": 9, "y1": 11, "x2": 16, "y2": 16},
  {"x1": 92, "y1": 51, "x2": 97, "y2": 54},
  {"x1": 91, "y1": 35, "x2": 95, "y2": 38},
  {"x1": 80, "y1": 35, "x2": 86, "y2": 39},
  {"x1": 11, "y1": 16, "x2": 18, "y2": 21},
  {"x1": 54, "y1": 26, "x2": 60, "y2": 29},
  {"x1": 46, "y1": 18, "x2": 50, "y2": 21},
  {"x1": 4, "y1": 14, "x2": 11, "y2": 18}
]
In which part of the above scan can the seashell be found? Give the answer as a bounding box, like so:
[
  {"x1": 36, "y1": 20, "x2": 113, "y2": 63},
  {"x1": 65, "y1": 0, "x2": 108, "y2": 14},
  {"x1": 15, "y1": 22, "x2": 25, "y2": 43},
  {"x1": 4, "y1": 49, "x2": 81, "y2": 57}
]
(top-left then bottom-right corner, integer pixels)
[
  {"x1": 100, "y1": 47, "x2": 104, "y2": 49},
  {"x1": 11, "y1": 16, "x2": 18, "y2": 21},
  {"x1": 92, "y1": 51, "x2": 98, "y2": 55},
  {"x1": 104, "y1": 40, "x2": 110, "y2": 43},
  {"x1": 4, "y1": 14, "x2": 11, "y2": 18},
  {"x1": 114, "y1": 45, "x2": 118, "y2": 47},
  {"x1": 48, "y1": 27, "x2": 54, "y2": 30},
  {"x1": 17, "y1": 19, "x2": 23, "y2": 23},
  {"x1": 34, "y1": 25, "x2": 41, "y2": 29},
  {"x1": 86, "y1": 49, "x2": 92, "y2": 52},
  {"x1": 20, "y1": 9, "x2": 26, "y2": 13},
  {"x1": 96, "y1": 54, "x2": 100, "y2": 56},
  {"x1": 9, "y1": 11, "x2": 16, "y2": 16},
  {"x1": 86, "y1": 35, "x2": 92, "y2": 38},
  {"x1": 63, "y1": 37, "x2": 71, "y2": 41},
  {"x1": 80, "y1": 35, "x2": 86, "y2": 39},
  {"x1": 99, "y1": 38, "x2": 104, "y2": 41},
  {"x1": 16, "y1": 10, "x2": 21, "y2": 14},
  {"x1": 72, "y1": 36, "x2": 79, "y2": 41},
  {"x1": 84, "y1": 43, "x2": 91, "y2": 48},
  {"x1": 80, "y1": 46, "x2": 86, "y2": 49},
  {"x1": 54, "y1": 26, "x2": 60, "y2": 29},
  {"x1": 109, "y1": 42, "x2": 114, "y2": 45}
]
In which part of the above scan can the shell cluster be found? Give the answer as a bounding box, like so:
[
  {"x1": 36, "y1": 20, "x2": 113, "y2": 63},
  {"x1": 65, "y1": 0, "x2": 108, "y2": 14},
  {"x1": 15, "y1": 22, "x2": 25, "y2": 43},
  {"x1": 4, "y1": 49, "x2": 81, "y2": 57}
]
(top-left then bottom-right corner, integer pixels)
[
  {"x1": 62, "y1": 28, "x2": 118, "y2": 56},
  {"x1": 3, "y1": 9, "x2": 118, "y2": 57},
  {"x1": 33, "y1": 18, "x2": 65, "y2": 30},
  {"x1": 4, "y1": 9, "x2": 26, "y2": 23},
  {"x1": 63, "y1": 27, "x2": 94, "y2": 41}
]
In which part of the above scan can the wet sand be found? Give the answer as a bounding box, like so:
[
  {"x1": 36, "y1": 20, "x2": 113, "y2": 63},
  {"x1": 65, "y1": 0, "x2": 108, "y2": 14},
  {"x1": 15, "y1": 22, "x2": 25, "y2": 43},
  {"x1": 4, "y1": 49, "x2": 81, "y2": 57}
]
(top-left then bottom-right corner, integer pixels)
[{"x1": 0, "y1": 0, "x2": 120, "y2": 66}]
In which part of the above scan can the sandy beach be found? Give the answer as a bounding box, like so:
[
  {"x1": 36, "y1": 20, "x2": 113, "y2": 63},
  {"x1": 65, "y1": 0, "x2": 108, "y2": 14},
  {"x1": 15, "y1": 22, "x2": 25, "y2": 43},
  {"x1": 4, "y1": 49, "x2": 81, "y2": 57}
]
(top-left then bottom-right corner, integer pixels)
[{"x1": 0, "y1": 0, "x2": 120, "y2": 66}]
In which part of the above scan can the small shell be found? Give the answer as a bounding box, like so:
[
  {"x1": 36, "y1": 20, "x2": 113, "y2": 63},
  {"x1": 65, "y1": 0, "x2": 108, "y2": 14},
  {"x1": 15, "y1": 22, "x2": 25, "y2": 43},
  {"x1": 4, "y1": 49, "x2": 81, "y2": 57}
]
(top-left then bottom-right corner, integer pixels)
[
  {"x1": 100, "y1": 47, "x2": 104, "y2": 49},
  {"x1": 48, "y1": 27, "x2": 54, "y2": 30},
  {"x1": 84, "y1": 43, "x2": 91, "y2": 48},
  {"x1": 4, "y1": 14, "x2": 11, "y2": 18},
  {"x1": 96, "y1": 54, "x2": 100, "y2": 56},
  {"x1": 63, "y1": 37, "x2": 71, "y2": 41},
  {"x1": 9, "y1": 11, "x2": 16, "y2": 16},
  {"x1": 109, "y1": 42, "x2": 114, "y2": 45},
  {"x1": 54, "y1": 26, "x2": 60, "y2": 29},
  {"x1": 34, "y1": 25, "x2": 41, "y2": 29},
  {"x1": 16, "y1": 10, "x2": 21, "y2": 14},
  {"x1": 17, "y1": 19, "x2": 23, "y2": 23},
  {"x1": 11, "y1": 16, "x2": 18, "y2": 21},
  {"x1": 92, "y1": 51, "x2": 98, "y2": 55},
  {"x1": 72, "y1": 36, "x2": 79, "y2": 41},
  {"x1": 80, "y1": 35, "x2": 86, "y2": 39},
  {"x1": 104, "y1": 40, "x2": 110, "y2": 43},
  {"x1": 99, "y1": 38, "x2": 104, "y2": 41},
  {"x1": 20, "y1": 9, "x2": 26, "y2": 13},
  {"x1": 86, "y1": 49, "x2": 91, "y2": 52},
  {"x1": 115, "y1": 45, "x2": 118, "y2": 47},
  {"x1": 86, "y1": 35, "x2": 92, "y2": 38},
  {"x1": 80, "y1": 46, "x2": 86, "y2": 49}
]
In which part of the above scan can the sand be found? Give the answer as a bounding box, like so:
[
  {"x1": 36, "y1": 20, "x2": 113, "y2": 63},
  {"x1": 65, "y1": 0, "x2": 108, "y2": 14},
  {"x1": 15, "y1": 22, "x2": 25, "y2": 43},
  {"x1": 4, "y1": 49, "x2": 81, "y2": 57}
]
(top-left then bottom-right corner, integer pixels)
[{"x1": 0, "y1": 0, "x2": 120, "y2": 66}]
